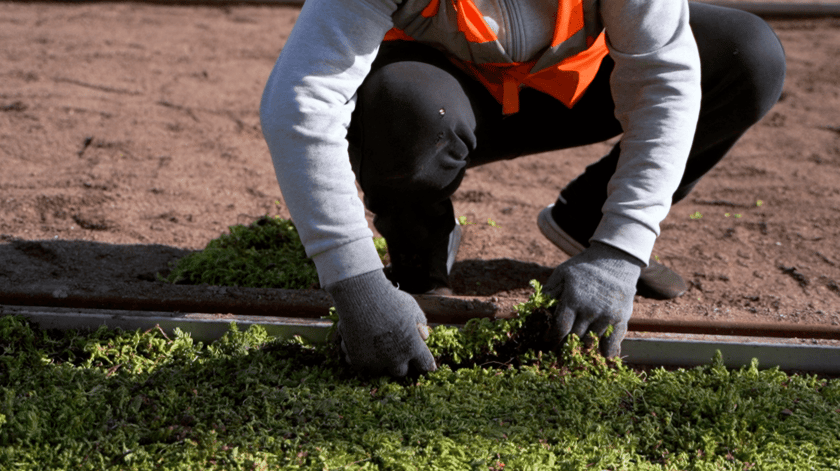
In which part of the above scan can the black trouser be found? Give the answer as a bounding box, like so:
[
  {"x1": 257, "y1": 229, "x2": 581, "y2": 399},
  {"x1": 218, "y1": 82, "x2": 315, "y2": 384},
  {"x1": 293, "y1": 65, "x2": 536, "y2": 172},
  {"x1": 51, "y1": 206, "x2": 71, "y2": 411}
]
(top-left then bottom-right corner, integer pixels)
[{"x1": 348, "y1": 2, "x2": 786, "y2": 268}]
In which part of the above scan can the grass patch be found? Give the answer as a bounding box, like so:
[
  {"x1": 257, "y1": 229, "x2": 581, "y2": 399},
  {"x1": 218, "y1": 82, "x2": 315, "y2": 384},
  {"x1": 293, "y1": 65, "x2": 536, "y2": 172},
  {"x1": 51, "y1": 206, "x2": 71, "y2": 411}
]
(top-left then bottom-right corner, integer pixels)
[{"x1": 3, "y1": 284, "x2": 840, "y2": 470}]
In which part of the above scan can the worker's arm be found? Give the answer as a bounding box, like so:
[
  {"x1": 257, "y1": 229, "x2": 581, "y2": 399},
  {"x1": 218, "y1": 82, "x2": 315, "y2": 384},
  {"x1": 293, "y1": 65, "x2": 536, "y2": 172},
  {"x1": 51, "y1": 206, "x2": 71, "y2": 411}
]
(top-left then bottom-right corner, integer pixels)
[
  {"x1": 594, "y1": 0, "x2": 702, "y2": 263},
  {"x1": 260, "y1": 0, "x2": 435, "y2": 376},
  {"x1": 545, "y1": 0, "x2": 701, "y2": 356}
]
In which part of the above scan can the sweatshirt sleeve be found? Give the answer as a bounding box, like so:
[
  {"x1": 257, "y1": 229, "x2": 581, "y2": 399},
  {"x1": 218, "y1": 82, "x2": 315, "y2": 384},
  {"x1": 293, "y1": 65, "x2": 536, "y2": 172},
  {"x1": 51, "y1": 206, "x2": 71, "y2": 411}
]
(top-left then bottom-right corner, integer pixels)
[
  {"x1": 593, "y1": 0, "x2": 701, "y2": 264},
  {"x1": 259, "y1": 0, "x2": 400, "y2": 287}
]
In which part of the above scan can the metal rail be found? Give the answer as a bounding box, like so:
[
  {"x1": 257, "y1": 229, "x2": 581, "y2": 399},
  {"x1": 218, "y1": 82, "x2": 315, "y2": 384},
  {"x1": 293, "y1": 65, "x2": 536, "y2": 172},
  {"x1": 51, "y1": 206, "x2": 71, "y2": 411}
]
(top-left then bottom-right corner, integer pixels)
[
  {"x1": 621, "y1": 337, "x2": 840, "y2": 373},
  {"x1": 3, "y1": 285, "x2": 839, "y2": 339}
]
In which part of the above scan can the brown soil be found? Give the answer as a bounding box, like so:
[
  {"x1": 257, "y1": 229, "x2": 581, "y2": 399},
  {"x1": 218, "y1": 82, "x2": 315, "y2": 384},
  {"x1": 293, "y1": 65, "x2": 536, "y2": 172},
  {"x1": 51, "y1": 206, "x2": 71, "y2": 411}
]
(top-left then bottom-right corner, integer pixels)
[{"x1": 1, "y1": 2, "x2": 840, "y2": 334}]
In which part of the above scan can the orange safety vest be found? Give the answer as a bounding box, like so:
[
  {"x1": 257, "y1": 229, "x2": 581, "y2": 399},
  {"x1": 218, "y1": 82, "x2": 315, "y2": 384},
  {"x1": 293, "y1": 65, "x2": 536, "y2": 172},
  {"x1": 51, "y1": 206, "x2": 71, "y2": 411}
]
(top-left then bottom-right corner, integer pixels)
[{"x1": 384, "y1": 0, "x2": 609, "y2": 115}]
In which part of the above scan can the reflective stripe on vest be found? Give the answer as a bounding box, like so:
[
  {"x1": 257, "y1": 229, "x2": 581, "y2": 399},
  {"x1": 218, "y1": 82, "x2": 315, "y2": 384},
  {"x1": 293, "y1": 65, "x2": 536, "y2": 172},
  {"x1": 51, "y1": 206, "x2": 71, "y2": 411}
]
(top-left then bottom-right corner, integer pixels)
[{"x1": 385, "y1": 0, "x2": 609, "y2": 114}]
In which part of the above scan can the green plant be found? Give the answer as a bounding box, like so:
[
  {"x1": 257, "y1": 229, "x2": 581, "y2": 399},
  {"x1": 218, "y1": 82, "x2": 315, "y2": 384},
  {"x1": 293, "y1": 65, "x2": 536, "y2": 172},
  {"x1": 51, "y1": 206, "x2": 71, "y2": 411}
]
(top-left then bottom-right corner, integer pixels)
[
  {"x1": 373, "y1": 236, "x2": 388, "y2": 263},
  {"x1": 457, "y1": 216, "x2": 499, "y2": 227},
  {"x1": 162, "y1": 216, "x2": 319, "y2": 289}
]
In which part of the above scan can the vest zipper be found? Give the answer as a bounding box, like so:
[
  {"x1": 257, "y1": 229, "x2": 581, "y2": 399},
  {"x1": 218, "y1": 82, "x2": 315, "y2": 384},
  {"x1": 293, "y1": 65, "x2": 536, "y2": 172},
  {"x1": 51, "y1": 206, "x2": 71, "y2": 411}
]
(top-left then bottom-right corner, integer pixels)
[{"x1": 498, "y1": 0, "x2": 524, "y2": 61}]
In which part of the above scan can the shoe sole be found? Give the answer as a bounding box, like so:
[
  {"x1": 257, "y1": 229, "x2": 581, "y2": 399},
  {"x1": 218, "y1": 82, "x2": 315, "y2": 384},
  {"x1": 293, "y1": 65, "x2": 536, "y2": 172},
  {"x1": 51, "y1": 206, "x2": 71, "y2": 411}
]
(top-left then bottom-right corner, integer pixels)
[
  {"x1": 537, "y1": 204, "x2": 586, "y2": 257},
  {"x1": 447, "y1": 222, "x2": 462, "y2": 275}
]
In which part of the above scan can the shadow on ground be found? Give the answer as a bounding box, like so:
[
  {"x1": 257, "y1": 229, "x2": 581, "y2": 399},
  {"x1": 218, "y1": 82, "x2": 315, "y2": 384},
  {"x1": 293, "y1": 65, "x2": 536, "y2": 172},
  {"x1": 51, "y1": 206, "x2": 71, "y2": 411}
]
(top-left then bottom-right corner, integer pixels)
[{"x1": 0, "y1": 238, "x2": 551, "y2": 312}]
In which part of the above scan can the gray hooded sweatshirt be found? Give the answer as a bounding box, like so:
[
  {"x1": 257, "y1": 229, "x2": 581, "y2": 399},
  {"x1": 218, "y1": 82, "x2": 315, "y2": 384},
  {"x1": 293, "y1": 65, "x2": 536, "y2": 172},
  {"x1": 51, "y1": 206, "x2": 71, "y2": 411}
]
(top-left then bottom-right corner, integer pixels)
[{"x1": 260, "y1": 0, "x2": 701, "y2": 287}]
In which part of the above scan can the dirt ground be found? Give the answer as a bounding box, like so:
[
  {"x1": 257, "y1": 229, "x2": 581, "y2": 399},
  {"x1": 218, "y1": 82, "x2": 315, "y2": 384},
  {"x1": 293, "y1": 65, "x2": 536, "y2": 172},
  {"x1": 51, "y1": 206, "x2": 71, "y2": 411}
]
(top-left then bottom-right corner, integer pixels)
[{"x1": 1, "y1": 2, "x2": 840, "y2": 334}]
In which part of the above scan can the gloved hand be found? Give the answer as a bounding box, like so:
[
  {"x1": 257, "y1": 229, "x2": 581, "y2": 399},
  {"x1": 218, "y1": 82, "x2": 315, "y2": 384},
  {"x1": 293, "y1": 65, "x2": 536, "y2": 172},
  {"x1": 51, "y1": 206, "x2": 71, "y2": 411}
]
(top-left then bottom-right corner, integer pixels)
[
  {"x1": 544, "y1": 241, "x2": 643, "y2": 357},
  {"x1": 324, "y1": 269, "x2": 437, "y2": 377}
]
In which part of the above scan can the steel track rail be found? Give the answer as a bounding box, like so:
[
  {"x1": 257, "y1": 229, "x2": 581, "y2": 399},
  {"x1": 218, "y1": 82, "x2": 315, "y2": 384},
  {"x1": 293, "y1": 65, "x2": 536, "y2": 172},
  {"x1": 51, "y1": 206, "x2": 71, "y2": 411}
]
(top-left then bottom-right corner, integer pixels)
[
  {"x1": 4, "y1": 284, "x2": 840, "y2": 339},
  {"x1": 4, "y1": 283, "x2": 840, "y2": 337}
]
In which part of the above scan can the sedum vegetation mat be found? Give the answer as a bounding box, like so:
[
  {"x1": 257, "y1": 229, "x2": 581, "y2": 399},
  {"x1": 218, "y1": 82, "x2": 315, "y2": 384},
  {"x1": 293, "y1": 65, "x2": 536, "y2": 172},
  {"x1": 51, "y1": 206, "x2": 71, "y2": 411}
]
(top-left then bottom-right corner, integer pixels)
[
  {"x1": 160, "y1": 215, "x2": 388, "y2": 290},
  {"x1": 2, "y1": 283, "x2": 840, "y2": 470},
  {"x1": 161, "y1": 216, "x2": 320, "y2": 289}
]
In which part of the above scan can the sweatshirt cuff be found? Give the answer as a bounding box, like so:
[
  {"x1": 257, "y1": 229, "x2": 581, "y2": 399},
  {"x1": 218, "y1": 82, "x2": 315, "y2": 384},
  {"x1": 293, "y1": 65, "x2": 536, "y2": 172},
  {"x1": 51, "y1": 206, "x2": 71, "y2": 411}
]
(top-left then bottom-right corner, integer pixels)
[
  {"x1": 591, "y1": 213, "x2": 657, "y2": 267},
  {"x1": 312, "y1": 237, "x2": 385, "y2": 287}
]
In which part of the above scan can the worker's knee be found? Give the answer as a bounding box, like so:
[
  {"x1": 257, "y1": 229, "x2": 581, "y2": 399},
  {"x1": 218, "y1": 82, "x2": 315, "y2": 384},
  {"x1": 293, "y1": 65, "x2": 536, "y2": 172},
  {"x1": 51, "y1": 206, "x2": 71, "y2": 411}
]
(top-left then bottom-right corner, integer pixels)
[
  {"x1": 694, "y1": 4, "x2": 787, "y2": 125},
  {"x1": 352, "y1": 61, "x2": 477, "y2": 205},
  {"x1": 727, "y1": 11, "x2": 787, "y2": 122}
]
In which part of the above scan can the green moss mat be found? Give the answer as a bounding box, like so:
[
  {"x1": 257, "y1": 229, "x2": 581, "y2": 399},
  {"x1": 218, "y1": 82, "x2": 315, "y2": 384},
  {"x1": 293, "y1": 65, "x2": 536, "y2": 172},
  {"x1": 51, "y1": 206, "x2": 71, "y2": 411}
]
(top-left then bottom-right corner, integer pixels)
[
  {"x1": 161, "y1": 216, "x2": 388, "y2": 290},
  {"x1": 162, "y1": 216, "x2": 318, "y2": 289},
  {"x1": 3, "y1": 285, "x2": 840, "y2": 470}
]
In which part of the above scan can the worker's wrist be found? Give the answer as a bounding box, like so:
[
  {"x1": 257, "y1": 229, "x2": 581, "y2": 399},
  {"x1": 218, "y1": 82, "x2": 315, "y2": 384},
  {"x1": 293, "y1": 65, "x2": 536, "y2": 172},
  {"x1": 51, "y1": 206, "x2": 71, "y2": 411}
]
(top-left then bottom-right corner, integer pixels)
[
  {"x1": 591, "y1": 214, "x2": 657, "y2": 267},
  {"x1": 312, "y1": 237, "x2": 384, "y2": 287},
  {"x1": 588, "y1": 241, "x2": 646, "y2": 269}
]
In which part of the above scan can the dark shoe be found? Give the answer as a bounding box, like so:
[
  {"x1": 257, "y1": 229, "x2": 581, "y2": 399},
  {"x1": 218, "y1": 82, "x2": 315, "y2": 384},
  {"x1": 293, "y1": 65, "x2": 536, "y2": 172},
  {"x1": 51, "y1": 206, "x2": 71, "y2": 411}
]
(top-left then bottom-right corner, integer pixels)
[
  {"x1": 632, "y1": 258, "x2": 688, "y2": 300},
  {"x1": 538, "y1": 204, "x2": 687, "y2": 299},
  {"x1": 383, "y1": 222, "x2": 462, "y2": 295}
]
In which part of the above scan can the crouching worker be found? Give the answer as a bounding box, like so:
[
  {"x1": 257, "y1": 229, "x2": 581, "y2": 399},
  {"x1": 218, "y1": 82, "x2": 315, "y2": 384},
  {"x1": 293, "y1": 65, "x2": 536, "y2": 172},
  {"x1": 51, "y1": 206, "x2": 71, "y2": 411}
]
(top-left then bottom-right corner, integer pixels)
[{"x1": 259, "y1": 0, "x2": 786, "y2": 376}]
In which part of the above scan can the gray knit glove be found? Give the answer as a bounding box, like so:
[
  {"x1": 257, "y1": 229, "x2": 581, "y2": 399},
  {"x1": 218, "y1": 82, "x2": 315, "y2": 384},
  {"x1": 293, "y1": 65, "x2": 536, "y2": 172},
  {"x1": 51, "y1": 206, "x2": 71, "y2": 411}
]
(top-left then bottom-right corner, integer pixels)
[
  {"x1": 544, "y1": 241, "x2": 643, "y2": 357},
  {"x1": 324, "y1": 269, "x2": 437, "y2": 377}
]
